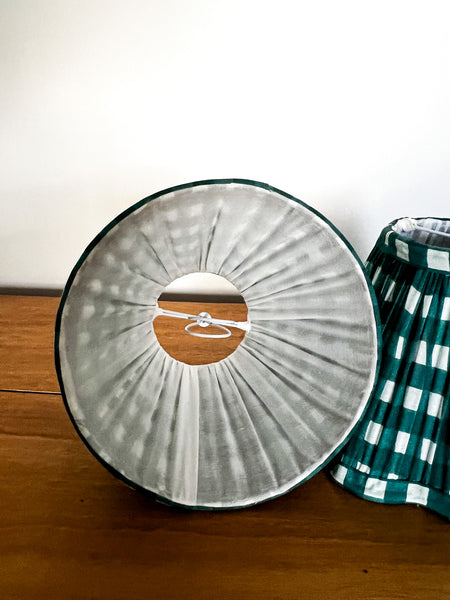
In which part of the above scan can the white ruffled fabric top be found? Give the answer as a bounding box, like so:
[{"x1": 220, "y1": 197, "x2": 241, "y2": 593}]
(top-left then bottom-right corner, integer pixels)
[{"x1": 56, "y1": 180, "x2": 380, "y2": 508}]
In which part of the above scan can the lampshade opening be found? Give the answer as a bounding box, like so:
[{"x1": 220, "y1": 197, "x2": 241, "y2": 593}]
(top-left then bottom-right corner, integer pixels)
[
  {"x1": 154, "y1": 273, "x2": 248, "y2": 365},
  {"x1": 397, "y1": 218, "x2": 450, "y2": 249}
]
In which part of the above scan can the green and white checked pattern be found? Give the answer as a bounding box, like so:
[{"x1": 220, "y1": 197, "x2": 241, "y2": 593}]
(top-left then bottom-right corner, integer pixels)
[
  {"x1": 383, "y1": 218, "x2": 450, "y2": 273},
  {"x1": 331, "y1": 217, "x2": 450, "y2": 519}
]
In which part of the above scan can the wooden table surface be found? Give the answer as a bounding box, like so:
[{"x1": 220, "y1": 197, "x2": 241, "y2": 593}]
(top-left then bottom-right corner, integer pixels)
[{"x1": 0, "y1": 295, "x2": 449, "y2": 600}]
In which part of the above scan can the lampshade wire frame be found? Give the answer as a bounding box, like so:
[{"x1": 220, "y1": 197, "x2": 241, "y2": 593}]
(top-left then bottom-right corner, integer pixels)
[
  {"x1": 154, "y1": 306, "x2": 251, "y2": 337},
  {"x1": 185, "y1": 321, "x2": 232, "y2": 339}
]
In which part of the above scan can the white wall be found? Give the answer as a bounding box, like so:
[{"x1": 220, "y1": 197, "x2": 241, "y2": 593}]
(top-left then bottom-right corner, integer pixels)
[{"x1": 1, "y1": 0, "x2": 450, "y2": 292}]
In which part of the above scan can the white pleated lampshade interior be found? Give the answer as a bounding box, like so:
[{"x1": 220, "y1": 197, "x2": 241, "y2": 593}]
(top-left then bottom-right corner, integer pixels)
[{"x1": 56, "y1": 180, "x2": 380, "y2": 509}]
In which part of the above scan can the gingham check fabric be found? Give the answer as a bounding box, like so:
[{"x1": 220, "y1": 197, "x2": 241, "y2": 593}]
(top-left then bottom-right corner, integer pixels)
[{"x1": 331, "y1": 217, "x2": 450, "y2": 519}]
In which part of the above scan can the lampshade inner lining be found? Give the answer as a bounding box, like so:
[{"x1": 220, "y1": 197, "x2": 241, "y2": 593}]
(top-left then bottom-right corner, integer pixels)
[{"x1": 402, "y1": 218, "x2": 450, "y2": 249}]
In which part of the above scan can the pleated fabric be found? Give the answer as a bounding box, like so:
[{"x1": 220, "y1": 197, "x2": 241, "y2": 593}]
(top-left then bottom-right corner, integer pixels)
[
  {"x1": 56, "y1": 180, "x2": 380, "y2": 509},
  {"x1": 332, "y1": 217, "x2": 450, "y2": 519}
]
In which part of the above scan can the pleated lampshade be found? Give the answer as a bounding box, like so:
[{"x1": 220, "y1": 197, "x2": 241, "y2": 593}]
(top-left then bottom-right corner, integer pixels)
[
  {"x1": 55, "y1": 179, "x2": 380, "y2": 509},
  {"x1": 332, "y1": 217, "x2": 450, "y2": 519}
]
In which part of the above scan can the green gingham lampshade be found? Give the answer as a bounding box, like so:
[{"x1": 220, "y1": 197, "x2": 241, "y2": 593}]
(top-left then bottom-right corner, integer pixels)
[
  {"x1": 332, "y1": 217, "x2": 450, "y2": 519},
  {"x1": 55, "y1": 179, "x2": 380, "y2": 509}
]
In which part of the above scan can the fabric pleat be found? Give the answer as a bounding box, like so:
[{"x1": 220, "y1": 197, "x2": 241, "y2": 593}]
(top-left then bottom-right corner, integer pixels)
[
  {"x1": 56, "y1": 180, "x2": 379, "y2": 509},
  {"x1": 332, "y1": 217, "x2": 450, "y2": 518}
]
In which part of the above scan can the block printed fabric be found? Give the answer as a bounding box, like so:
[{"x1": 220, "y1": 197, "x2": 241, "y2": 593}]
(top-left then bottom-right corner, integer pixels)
[{"x1": 332, "y1": 217, "x2": 450, "y2": 519}]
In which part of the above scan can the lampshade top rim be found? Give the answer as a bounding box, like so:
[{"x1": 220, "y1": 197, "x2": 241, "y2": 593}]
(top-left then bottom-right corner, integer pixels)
[{"x1": 381, "y1": 217, "x2": 450, "y2": 273}]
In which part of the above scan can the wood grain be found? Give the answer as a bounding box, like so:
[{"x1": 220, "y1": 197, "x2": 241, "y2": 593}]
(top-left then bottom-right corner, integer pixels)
[
  {"x1": 0, "y1": 295, "x2": 61, "y2": 393},
  {"x1": 0, "y1": 296, "x2": 449, "y2": 600}
]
